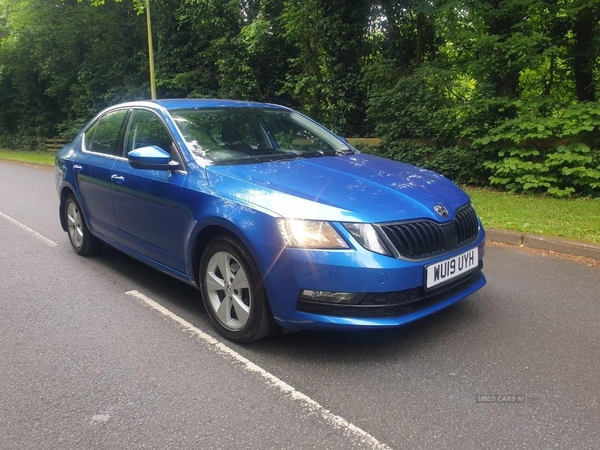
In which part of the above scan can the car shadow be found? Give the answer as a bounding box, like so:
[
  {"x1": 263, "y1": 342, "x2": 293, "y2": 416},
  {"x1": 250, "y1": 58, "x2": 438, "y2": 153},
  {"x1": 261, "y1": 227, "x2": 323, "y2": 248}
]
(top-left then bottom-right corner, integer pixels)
[
  {"x1": 250, "y1": 301, "x2": 485, "y2": 363},
  {"x1": 96, "y1": 244, "x2": 206, "y2": 316},
  {"x1": 92, "y1": 244, "x2": 487, "y2": 364}
]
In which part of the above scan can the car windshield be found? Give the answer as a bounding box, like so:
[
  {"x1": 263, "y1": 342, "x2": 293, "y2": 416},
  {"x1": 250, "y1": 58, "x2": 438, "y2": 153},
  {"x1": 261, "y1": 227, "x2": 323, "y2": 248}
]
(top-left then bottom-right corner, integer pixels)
[{"x1": 170, "y1": 108, "x2": 354, "y2": 165}]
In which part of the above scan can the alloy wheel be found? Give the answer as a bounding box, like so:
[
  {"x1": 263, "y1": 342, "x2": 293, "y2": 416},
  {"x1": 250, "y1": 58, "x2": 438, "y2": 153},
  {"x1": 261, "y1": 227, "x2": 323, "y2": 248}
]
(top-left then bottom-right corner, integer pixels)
[
  {"x1": 66, "y1": 200, "x2": 84, "y2": 249},
  {"x1": 205, "y1": 251, "x2": 251, "y2": 330}
]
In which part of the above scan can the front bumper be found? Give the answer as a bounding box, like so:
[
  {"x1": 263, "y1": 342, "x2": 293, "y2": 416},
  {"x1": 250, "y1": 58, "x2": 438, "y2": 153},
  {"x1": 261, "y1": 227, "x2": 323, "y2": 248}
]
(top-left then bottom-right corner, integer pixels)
[
  {"x1": 259, "y1": 232, "x2": 487, "y2": 331},
  {"x1": 290, "y1": 271, "x2": 486, "y2": 331}
]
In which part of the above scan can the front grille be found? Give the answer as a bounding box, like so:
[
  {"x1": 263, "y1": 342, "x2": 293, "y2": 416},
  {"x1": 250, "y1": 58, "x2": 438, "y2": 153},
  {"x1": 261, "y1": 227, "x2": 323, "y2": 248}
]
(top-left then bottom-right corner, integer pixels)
[
  {"x1": 297, "y1": 265, "x2": 483, "y2": 318},
  {"x1": 455, "y1": 204, "x2": 479, "y2": 243},
  {"x1": 379, "y1": 204, "x2": 479, "y2": 259}
]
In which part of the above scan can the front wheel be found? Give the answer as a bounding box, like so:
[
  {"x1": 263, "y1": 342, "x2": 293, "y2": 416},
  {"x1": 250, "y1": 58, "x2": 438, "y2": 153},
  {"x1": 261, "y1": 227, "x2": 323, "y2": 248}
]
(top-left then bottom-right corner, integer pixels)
[
  {"x1": 200, "y1": 236, "x2": 276, "y2": 343},
  {"x1": 64, "y1": 194, "x2": 102, "y2": 256}
]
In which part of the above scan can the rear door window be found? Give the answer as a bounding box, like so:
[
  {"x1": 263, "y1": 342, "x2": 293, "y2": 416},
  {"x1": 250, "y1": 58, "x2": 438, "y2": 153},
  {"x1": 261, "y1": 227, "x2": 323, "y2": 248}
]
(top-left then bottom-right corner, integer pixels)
[{"x1": 84, "y1": 109, "x2": 128, "y2": 156}]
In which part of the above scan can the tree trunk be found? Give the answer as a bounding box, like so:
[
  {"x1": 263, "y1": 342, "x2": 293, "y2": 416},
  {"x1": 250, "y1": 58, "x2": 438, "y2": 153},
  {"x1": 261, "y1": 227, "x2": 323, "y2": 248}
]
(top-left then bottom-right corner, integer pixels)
[{"x1": 572, "y1": 9, "x2": 597, "y2": 102}]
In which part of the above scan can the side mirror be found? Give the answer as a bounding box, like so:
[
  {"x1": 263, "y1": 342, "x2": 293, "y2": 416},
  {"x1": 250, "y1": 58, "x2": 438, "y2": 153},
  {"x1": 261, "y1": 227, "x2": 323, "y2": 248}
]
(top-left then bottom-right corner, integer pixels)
[{"x1": 127, "y1": 145, "x2": 180, "y2": 171}]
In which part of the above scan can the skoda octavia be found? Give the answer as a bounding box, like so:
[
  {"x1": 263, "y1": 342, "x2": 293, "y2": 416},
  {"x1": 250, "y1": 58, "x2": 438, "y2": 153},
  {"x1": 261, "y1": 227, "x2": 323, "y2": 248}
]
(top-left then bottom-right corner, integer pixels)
[{"x1": 55, "y1": 99, "x2": 486, "y2": 342}]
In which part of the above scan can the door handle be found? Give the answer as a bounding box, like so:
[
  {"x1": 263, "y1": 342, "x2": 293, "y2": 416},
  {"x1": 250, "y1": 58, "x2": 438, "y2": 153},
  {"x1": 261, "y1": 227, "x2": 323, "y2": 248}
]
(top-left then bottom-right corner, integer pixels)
[
  {"x1": 111, "y1": 174, "x2": 125, "y2": 184},
  {"x1": 73, "y1": 165, "x2": 83, "y2": 173}
]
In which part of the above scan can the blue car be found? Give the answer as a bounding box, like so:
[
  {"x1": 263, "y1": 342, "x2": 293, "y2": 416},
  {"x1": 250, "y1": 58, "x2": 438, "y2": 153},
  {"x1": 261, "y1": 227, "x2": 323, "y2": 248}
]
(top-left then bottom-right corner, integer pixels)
[{"x1": 55, "y1": 99, "x2": 486, "y2": 342}]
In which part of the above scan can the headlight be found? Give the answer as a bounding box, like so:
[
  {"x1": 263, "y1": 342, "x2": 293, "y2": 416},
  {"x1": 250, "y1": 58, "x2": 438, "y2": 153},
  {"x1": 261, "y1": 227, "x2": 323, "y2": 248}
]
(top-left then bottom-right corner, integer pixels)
[
  {"x1": 343, "y1": 223, "x2": 391, "y2": 256},
  {"x1": 277, "y1": 219, "x2": 349, "y2": 249}
]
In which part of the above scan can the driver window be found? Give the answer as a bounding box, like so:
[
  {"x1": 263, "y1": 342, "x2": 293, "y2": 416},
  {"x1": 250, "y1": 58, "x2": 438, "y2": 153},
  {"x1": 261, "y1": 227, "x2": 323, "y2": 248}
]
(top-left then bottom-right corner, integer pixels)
[{"x1": 126, "y1": 110, "x2": 174, "y2": 155}]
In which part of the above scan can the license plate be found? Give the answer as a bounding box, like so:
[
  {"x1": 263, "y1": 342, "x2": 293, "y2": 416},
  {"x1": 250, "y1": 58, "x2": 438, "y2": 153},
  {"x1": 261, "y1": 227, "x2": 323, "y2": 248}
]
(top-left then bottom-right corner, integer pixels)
[{"x1": 425, "y1": 247, "x2": 478, "y2": 289}]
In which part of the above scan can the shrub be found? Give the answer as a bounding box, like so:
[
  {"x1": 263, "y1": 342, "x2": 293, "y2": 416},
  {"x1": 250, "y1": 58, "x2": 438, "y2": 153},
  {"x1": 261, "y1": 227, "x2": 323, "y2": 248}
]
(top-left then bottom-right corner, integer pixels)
[
  {"x1": 356, "y1": 140, "x2": 490, "y2": 185},
  {"x1": 478, "y1": 100, "x2": 600, "y2": 197}
]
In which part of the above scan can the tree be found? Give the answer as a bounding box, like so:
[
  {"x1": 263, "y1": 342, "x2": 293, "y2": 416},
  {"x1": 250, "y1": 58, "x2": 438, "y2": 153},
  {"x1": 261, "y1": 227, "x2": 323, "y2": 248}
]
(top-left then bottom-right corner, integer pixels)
[
  {"x1": 568, "y1": 0, "x2": 600, "y2": 102},
  {"x1": 0, "y1": 0, "x2": 148, "y2": 145}
]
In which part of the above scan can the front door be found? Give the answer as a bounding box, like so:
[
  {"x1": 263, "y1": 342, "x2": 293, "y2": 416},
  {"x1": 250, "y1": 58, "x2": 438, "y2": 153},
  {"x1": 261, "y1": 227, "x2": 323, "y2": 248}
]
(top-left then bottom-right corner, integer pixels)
[{"x1": 111, "y1": 109, "x2": 187, "y2": 273}]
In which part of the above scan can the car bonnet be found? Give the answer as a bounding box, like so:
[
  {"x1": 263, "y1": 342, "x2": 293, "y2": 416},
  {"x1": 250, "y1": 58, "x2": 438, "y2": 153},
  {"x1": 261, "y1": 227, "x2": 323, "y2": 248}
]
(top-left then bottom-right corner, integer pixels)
[{"x1": 205, "y1": 153, "x2": 471, "y2": 223}]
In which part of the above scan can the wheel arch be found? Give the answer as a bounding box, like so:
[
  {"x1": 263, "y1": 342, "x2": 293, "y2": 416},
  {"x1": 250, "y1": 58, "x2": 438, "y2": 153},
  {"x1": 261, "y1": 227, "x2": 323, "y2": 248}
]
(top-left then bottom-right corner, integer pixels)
[
  {"x1": 191, "y1": 223, "x2": 246, "y2": 288},
  {"x1": 188, "y1": 206, "x2": 282, "y2": 287}
]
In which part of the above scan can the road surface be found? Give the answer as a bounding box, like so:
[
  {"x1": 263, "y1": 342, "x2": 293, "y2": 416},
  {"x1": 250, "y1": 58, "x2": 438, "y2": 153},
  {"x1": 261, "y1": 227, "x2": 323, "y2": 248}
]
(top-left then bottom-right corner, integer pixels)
[{"x1": 1, "y1": 161, "x2": 598, "y2": 449}]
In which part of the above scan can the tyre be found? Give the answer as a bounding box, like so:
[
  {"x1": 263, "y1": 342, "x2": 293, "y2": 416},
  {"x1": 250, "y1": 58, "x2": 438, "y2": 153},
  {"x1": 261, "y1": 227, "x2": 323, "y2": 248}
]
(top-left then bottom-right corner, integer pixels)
[
  {"x1": 200, "y1": 236, "x2": 277, "y2": 343},
  {"x1": 64, "y1": 194, "x2": 102, "y2": 256}
]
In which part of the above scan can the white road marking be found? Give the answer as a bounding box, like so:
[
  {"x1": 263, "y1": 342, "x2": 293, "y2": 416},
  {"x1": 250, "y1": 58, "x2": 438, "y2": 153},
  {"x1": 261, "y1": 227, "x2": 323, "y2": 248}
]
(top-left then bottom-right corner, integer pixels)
[
  {"x1": 126, "y1": 289, "x2": 392, "y2": 450},
  {"x1": 0, "y1": 211, "x2": 58, "y2": 247},
  {"x1": 91, "y1": 414, "x2": 110, "y2": 423}
]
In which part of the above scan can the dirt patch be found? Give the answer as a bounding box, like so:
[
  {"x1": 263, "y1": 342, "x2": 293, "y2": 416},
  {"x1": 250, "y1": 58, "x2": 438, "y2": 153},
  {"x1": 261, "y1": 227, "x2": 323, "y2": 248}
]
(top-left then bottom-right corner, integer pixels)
[{"x1": 488, "y1": 240, "x2": 600, "y2": 269}]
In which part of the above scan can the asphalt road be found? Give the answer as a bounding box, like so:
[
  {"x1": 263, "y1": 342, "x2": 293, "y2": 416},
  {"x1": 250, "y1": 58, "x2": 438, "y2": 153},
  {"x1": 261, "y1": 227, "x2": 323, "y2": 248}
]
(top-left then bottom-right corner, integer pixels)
[{"x1": 1, "y1": 161, "x2": 598, "y2": 450}]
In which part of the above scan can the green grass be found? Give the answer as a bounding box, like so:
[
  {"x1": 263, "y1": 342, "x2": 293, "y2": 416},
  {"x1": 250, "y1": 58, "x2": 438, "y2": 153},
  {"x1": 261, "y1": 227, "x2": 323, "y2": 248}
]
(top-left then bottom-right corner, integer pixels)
[
  {"x1": 0, "y1": 149, "x2": 56, "y2": 166},
  {"x1": 0, "y1": 150, "x2": 598, "y2": 245},
  {"x1": 466, "y1": 188, "x2": 600, "y2": 245}
]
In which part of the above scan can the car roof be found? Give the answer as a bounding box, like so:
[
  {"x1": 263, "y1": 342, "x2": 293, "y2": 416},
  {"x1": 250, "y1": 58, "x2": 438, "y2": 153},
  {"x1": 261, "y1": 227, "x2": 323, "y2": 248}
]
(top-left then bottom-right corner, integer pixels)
[
  {"x1": 87, "y1": 99, "x2": 294, "y2": 133},
  {"x1": 148, "y1": 98, "x2": 290, "y2": 111}
]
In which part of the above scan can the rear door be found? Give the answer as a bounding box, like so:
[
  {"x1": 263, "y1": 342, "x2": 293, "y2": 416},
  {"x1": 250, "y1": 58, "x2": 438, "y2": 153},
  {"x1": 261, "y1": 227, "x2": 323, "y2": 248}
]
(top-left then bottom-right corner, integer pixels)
[
  {"x1": 111, "y1": 108, "x2": 188, "y2": 273},
  {"x1": 75, "y1": 109, "x2": 129, "y2": 242}
]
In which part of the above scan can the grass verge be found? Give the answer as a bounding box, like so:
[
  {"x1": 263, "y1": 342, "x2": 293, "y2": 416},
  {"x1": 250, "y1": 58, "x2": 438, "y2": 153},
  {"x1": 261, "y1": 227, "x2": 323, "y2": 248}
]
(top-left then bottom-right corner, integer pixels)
[
  {"x1": 0, "y1": 149, "x2": 56, "y2": 166},
  {"x1": 466, "y1": 188, "x2": 600, "y2": 245}
]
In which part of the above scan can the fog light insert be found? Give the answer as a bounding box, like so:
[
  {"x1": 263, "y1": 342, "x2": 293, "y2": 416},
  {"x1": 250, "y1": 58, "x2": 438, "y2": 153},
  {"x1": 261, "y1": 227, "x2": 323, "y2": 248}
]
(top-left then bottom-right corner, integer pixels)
[{"x1": 300, "y1": 290, "x2": 359, "y2": 304}]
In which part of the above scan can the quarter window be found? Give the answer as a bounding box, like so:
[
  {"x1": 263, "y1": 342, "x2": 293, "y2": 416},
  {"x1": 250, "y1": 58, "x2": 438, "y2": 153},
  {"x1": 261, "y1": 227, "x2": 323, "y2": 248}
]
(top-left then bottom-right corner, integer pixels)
[{"x1": 84, "y1": 122, "x2": 98, "y2": 152}]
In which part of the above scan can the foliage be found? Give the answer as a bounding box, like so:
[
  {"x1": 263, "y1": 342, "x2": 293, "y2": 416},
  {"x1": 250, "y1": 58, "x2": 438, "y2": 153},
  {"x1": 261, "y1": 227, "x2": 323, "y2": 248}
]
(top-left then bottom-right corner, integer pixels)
[
  {"x1": 280, "y1": 0, "x2": 370, "y2": 134},
  {"x1": 366, "y1": 61, "x2": 461, "y2": 143},
  {"x1": 479, "y1": 100, "x2": 600, "y2": 196},
  {"x1": 0, "y1": 0, "x2": 147, "y2": 142},
  {"x1": 357, "y1": 140, "x2": 489, "y2": 186},
  {"x1": 0, "y1": 0, "x2": 600, "y2": 197}
]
